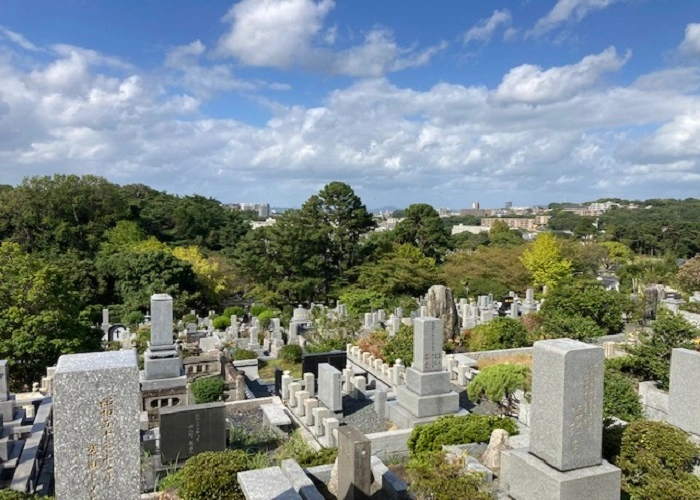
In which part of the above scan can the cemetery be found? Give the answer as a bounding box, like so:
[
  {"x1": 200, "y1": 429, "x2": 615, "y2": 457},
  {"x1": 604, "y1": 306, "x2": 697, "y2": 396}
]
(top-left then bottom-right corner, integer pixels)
[{"x1": 0, "y1": 278, "x2": 695, "y2": 499}]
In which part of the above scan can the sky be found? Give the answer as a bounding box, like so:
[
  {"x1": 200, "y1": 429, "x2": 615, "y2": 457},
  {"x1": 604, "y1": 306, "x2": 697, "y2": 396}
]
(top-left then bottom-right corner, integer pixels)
[{"x1": 1, "y1": 1, "x2": 700, "y2": 209}]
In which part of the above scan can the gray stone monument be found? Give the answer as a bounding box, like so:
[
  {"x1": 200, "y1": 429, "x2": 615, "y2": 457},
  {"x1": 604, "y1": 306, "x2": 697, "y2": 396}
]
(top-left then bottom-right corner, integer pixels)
[
  {"x1": 159, "y1": 402, "x2": 226, "y2": 463},
  {"x1": 668, "y1": 348, "x2": 700, "y2": 436},
  {"x1": 54, "y1": 350, "x2": 141, "y2": 500},
  {"x1": 388, "y1": 317, "x2": 461, "y2": 428},
  {"x1": 337, "y1": 425, "x2": 372, "y2": 500},
  {"x1": 318, "y1": 363, "x2": 342, "y2": 413},
  {"x1": 501, "y1": 339, "x2": 621, "y2": 500},
  {"x1": 142, "y1": 294, "x2": 185, "y2": 388}
]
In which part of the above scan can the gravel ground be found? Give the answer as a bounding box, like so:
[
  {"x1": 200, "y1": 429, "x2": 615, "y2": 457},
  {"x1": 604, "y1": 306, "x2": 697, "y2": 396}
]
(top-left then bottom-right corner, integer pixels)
[
  {"x1": 226, "y1": 406, "x2": 264, "y2": 434},
  {"x1": 340, "y1": 395, "x2": 388, "y2": 434}
]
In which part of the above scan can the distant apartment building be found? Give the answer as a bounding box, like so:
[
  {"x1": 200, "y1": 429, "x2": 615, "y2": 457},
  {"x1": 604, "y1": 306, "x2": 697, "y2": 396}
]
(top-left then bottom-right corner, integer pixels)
[
  {"x1": 472, "y1": 201, "x2": 480, "y2": 210},
  {"x1": 460, "y1": 208, "x2": 496, "y2": 217},
  {"x1": 250, "y1": 218, "x2": 276, "y2": 229},
  {"x1": 504, "y1": 201, "x2": 513, "y2": 209},
  {"x1": 481, "y1": 216, "x2": 551, "y2": 231},
  {"x1": 562, "y1": 201, "x2": 620, "y2": 217},
  {"x1": 228, "y1": 203, "x2": 271, "y2": 218},
  {"x1": 451, "y1": 224, "x2": 490, "y2": 235}
]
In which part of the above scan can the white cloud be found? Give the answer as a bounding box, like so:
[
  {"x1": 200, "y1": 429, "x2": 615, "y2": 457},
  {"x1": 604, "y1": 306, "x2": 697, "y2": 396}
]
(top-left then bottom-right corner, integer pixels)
[
  {"x1": 463, "y1": 9, "x2": 512, "y2": 44},
  {"x1": 530, "y1": 0, "x2": 619, "y2": 37},
  {"x1": 2, "y1": 29, "x2": 700, "y2": 205},
  {"x1": 0, "y1": 25, "x2": 43, "y2": 52},
  {"x1": 494, "y1": 46, "x2": 629, "y2": 104},
  {"x1": 215, "y1": 0, "x2": 443, "y2": 77},
  {"x1": 679, "y1": 23, "x2": 700, "y2": 56}
]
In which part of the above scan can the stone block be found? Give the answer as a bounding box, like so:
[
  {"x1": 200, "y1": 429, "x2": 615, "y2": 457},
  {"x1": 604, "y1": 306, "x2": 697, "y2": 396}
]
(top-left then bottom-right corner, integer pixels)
[
  {"x1": 394, "y1": 385, "x2": 459, "y2": 418},
  {"x1": 318, "y1": 364, "x2": 342, "y2": 413},
  {"x1": 304, "y1": 373, "x2": 315, "y2": 396},
  {"x1": 262, "y1": 404, "x2": 292, "y2": 428},
  {"x1": 404, "y1": 367, "x2": 452, "y2": 396},
  {"x1": 312, "y1": 408, "x2": 330, "y2": 436},
  {"x1": 530, "y1": 339, "x2": 604, "y2": 472},
  {"x1": 353, "y1": 376, "x2": 366, "y2": 399},
  {"x1": 638, "y1": 381, "x2": 669, "y2": 421},
  {"x1": 159, "y1": 402, "x2": 226, "y2": 464},
  {"x1": 413, "y1": 317, "x2": 443, "y2": 372},
  {"x1": 324, "y1": 417, "x2": 339, "y2": 447},
  {"x1": 501, "y1": 448, "x2": 621, "y2": 500},
  {"x1": 304, "y1": 399, "x2": 319, "y2": 426},
  {"x1": 668, "y1": 348, "x2": 700, "y2": 435},
  {"x1": 295, "y1": 390, "x2": 310, "y2": 417},
  {"x1": 337, "y1": 425, "x2": 372, "y2": 500},
  {"x1": 370, "y1": 456, "x2": 408, "y2": 499},
  {"x1": 150, "y1": 293, "x2": 174, "y2": 347},
  {"x1": 288, "y1": 382, "x2": 302, "y2": 407},
  {"x1": 280, "y1": 459, "x2": 324, "y2": 500},
  {"x1": 374, "y1": 390, "x2": 387, "y2": 418},
  {"x1": 238, "y1": 466, "x2": 302, "y2": 499},
  {"x1": 54, "y1": 350, "x2": 141, "y2": 500},
  {"x1": 282, "y1": 372, "x2": 293, "y2": 401}
]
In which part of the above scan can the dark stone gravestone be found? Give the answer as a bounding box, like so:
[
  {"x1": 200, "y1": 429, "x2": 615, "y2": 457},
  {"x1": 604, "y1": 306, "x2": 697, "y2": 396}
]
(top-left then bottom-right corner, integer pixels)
[
  {"x1": 274, "y1": 367, "x2": 283, "y2": 397},
  {"x1": 159, "y1": 402, "x2": 226, "y2": 463},
  {"x1": 301, "y1": 351, "x2": 347, "y2": 379}
]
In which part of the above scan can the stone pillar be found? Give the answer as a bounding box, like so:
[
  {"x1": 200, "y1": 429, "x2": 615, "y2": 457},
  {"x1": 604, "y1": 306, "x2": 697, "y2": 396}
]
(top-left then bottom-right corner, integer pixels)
[
  {"x1": 324, "y1": 417, "x2": 340, "y2": 447},
  {"x1": 54, "y1": 351, "x2": 140, "y2": 500},
  {"x1": 288, "y1": 382, "x2": 302, "y2": 407},
  {"x1": 281, "y1": 371, "x2": 293, "y2": 401},
  {"x1": 342, "y1": 368, "x2": 354, "y2": 393},
  {"x1": 337, "y1": 425, "x2": 372, "y2": 500},
  {"x1": 304, "y1": 373, "x2": 315, "y2": 396},
  {"x1": 374, "y1": 390, "x2": 387, "y2": 418},
  {"x1": 319, "y1": 364, "x2": 342, "y2": 413},
  {"x1": 304, "y1": 398, "x2": 318, "y2": 426},
  {"x1": 669, "y1": 348, "x2": 700, "y2": 436}
]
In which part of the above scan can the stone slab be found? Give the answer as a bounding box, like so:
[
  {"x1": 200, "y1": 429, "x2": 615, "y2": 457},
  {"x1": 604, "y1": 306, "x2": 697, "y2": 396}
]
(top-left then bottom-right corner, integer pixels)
[
  {"x1": 54, "y1": 350, "x2": 141, "y2": 500},
  {"x1": 394, "y1": 385, "x2": 459, "y2": 418},
  {"x1": 317, "y1": 364, "x2": 342, "y2": 413},
  {"x1": 501, "y1": 448, "x2": 621, "y2": 500},
  {"x1": 530, "y1": 339, "x2": 604, "y2": 472},
  {"x1": 280, "y1": 459, "x2": 325, "y2": 500},
  {"x1": 668, "y1": 348, "x2": 700, "y2": 435},
  {"x1": 403, "y1": 367, "x2": 452, "y2": 396},
  {"x1": 262, "y1": 403, "x2": 292, "y2": 427},
  {"x1": 387, "y1": 399, "x2": 468, "y2": 429},
  {"x1": 159, "y1": 402, "x2": 226, "y2": 463},
  {"x1": 413, "y1": 317, "x2": 443, "y2": 372},
  {"x1": 238, "y1": 467, "x2": 302, "y2": 500}
]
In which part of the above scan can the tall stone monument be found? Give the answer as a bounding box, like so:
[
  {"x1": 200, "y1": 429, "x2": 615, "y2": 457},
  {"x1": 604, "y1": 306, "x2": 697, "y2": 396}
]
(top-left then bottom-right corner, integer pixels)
[
  {"x1": 54, "y1": 350, "x2": 141, "y2": 500},
  {"x1": 501, "y1": 339, "x2": 621, "y2": 500},
  {"x1": 387, "y1": 317, "x2": 463, "y2": 428},
  {"x1": 141, "y1": 294, "x2": 187, "y2": 428}
]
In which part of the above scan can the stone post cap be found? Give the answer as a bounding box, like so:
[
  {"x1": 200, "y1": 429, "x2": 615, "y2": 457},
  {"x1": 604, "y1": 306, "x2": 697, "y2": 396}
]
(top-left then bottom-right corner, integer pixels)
[
  {"x1": 534, "y1": 338, "x2": 602, "y2": 353},
  {"x1": 151, "y1": 293, "x2": 173, "y2": 301}
]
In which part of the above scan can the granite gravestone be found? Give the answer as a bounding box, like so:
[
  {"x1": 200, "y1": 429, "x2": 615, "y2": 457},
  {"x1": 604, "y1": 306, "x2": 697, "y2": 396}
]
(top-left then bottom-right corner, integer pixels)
[
  {"x1": 668, "y1": 348, "x2": 700, "y2": 436},
  {"x1": 54, "y1": 350, "x2": 141, "y2": 500},
  {"x1": 317, "y1": 363, "x2": 342, "y2": 413},
  {"x1": 159, "y1": 402, "x2": 226, "y2": 463}
]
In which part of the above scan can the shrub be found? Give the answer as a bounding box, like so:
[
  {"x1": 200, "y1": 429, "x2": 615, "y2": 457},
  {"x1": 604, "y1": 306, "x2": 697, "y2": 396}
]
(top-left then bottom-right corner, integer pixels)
[
  {"x1": 229, "y1": 424, "x2": 279, "y2": 453},
  {"x1": 257, "y1": 309, "x2": 278, "y2": 329},
  {"x1": 466, "y1": 317, "x2": 529, "y2": 351},
  {"x1": 540, "y1": 311, "x2": 606, "y2": 341},
  {"x1": 677, "y1": 254, "x2": 700, "y2": 292},
  {"x1": 357, "y1": 331, "x2": 388, "y2": 360},
  {"x1": 382, "y1": 324, "x2": 414, "y2": 365},
  {"x1": 250, "y1": 304, "x2": 271, "y2": 317},
  {"x1": 224, "y1": 306, "x2": 245, "y2": 318},
  {"x1": 304, "y1": 338, "x2": 347, "y2": 354},
  {"x1": 616, "y1": 420, "x2": 700, "y2": 499},
  {"x1": 603, "y1": 369, "x2": 642, "y2": 422},
  {"x1": 233, "y1": 349, "x2": 258, "y2": 361},
  {"x1": 159, "y1": 450, "x2": 251, "y2": 499},
  {"x1": 407, "y1": 414, "x2": 518, "y2": 456},
  {"x1": 182, "y1": 313, "x2": 197, "y2": 325},
  {"x1": 467, "y1": 364, "x2": 531, "y2": 416},
  {"x1": 191, "y1": 376, "x2": 227, "y2": 404},
  {"x1": 132, "y1": 327, "x2": 151, "y2": 355},
  {"x1": 122, "y1": 310, "x2": 145, "y2": 327},
  {"x1": 406, "y1": 451, "x2": 493, "y2": 500},
  {"x1": 279, "y1": 345, "x2": 303, "y2": 363},
  {"x1": 274, "y1": 431, "x2": 338, "y2": 467},
  {"x1": 680, "y1": 301, "x2": 700, "y2": 314},
  {"x1": 212, "y1": 316, "x2": 230, "y2": 331}
]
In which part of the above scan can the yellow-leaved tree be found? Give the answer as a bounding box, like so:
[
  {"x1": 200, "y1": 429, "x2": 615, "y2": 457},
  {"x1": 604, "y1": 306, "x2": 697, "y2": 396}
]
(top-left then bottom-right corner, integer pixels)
[{"x1": 520, "y1": 233, "x2": 572, "y2": 290}]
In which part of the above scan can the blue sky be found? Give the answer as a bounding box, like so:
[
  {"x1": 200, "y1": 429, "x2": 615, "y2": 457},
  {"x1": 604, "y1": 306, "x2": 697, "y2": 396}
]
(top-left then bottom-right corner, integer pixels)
[{"x1": 1, "y1": 1, "x2": 700, "y2": 209}]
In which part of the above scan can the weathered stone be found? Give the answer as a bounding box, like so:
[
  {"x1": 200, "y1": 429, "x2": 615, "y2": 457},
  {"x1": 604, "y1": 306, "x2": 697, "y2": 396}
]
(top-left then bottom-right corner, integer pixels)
[
  {"x1": 238, "y1": 467, "x2": 302, "y2": 499},
  {"x1": 337, "y1": 425, "x2": 372, "y2": 500},
  {"x1": 54, "y1": 350, "x2": 141, "y2": 500},
  {"x1": 425, "y1": 285, "x2": 459, "y2": 341},
  {"x1": 280, "y1": 459, "x2": 324, "y2": 500},
  {"x1": 481, "y1": 428, "x2": 510, "y2": 470}
]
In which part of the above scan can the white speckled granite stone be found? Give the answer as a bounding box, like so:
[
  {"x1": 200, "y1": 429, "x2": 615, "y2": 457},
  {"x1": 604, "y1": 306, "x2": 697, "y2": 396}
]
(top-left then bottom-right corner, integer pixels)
[{"x1": 54, "y1": 350, "x2": 141, "y2": 500}]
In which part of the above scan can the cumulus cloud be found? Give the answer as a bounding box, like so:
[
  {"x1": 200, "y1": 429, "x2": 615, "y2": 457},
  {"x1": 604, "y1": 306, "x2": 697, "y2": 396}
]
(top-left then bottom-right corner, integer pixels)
[
  {"x1": 215, "y1": 0, "x2": 444, "y2": 77},
  {"x1": 1, "y1": 27, "x2": 700, "y2": 204},
  {"x1": 0, "y1": 25, "x2": 44, "y2": 52},
  {"x1": 463, "y1": 9, "x2": 512, "y2": 44},
  {"x1": 529, "y1": 0, "x2": 619, "y2": 37},
  {"x1": 494, "y1": 46, "x2": 629, "y2": 104},
  {"x1": 679, "y1": 23, "x2": 700, "y2": 56}
]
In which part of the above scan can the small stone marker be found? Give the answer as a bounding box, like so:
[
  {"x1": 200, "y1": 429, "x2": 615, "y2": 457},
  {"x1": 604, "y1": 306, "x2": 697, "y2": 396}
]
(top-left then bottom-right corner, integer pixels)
[
  {"x1": 54, "y1": 350, "x2": 141, "y2": 500},
  {"x1": 337, "y1": 425, "x2": 372, "y2": 500},
  {"x1": 318, "y1": 363, "x2": 342, "y2": 412},
  {"x1": 159, "y1": 402, "x2": 226, "y2": 463}
]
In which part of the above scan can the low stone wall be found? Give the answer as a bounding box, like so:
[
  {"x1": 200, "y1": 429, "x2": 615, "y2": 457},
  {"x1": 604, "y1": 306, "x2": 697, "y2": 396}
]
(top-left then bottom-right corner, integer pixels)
[
  {"x1": 366, "y1": 428, "x2": 413, "y2": 461},
  {"x1": 638, "y1": 381, "x2": 669, "y2": 422},
  {"x1": 464, "y1": 346, "x2": 534, "y2": 360}
]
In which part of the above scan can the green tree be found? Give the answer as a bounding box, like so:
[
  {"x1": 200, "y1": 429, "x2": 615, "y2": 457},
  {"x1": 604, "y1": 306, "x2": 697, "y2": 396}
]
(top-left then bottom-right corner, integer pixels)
[
  {"x1": 382, "y1": 324, "x2": 414, "y2": 365},
  {"x1": 677, "y1": 254, "x2": 700, "y2": 292},
  {"x1": 0, "y1": 243, "x2": 100, "y2": 389},
  {"x1": 488, "y1": 220, "x2": 524, "y2": 247},
  {"x1": 394, "y1": 204, "x2": 451, "y2": 261},
  {"x1": 356, "y1": 244, "x2": 438, "y2": 298},
  {"x1": 603, "y1": 369, "x2": 642, "y2": 422},
  {"x1": 520, "y1": 233, "x2": 572, "y2": 289},
  {"x1": 466, "y1": 317, "x2": 529, "y2": 351},
  {"x1": 540, "y1": 310, "x2": 606, "y2": 341},
  {"x1": 467, "y1": 364, "x2": 531, "y2": 416},
  {"x1": 599, "y1": 241, "x2": 634, "y2": 270}
]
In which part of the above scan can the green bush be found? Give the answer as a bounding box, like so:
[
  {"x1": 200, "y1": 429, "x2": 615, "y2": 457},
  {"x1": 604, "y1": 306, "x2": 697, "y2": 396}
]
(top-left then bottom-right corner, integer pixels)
[
  {"x1": 132, "y1": 327, "x2": 151, "y2": 355},
  {"x1": 159, "y1": 450, "x2": 251, "y2": 500},
  {"x1": 257, "y1": 309, "x2": 278, "y2": 329},
  {"x1": 304, "y1": 338, "x2": 347, "y2": 354},
  {"x1": 250, "y1": 304, "x2": 271, "y2": 317},
  {"x1": 406, "y1": 451, "x2": 493, "y2": 500},
  {"x1": 616, "y1": 420, "x2": 700, "y2": 499},
  {"x1": 233, "y1": 349, "x2": 258, "y2": 360},
  {"x1": 183, "y1": 313, "x2": 198, "y2": 324},
  {"x1": 229, "y1": 424, "x2": 279, "y2": 453},
  {"x1": 191, "y1": 376, "x2": 227, "y2": 404},
  {"x1": 467, "y1": 364, "x2": 531, "y2": 416},
  {"x1": 279, "y1": 344, "x2": 303, "y2": 363},
  {"x1": 122, "y1": 310, "x2": 145, "y2": 327},
  {"x1": 382, "y1": 324, "x2": 414, "y2": 365},
  {"x1": 407, "y1": 414, "x2": 519, "y2": 456},
  {"x1": 603, "y1": 369, "x2": 642, "y2": 422},
  {"x1": 466, "y1": 317, "x2": 529, "y2": 351},
  {"x1": 224, "y1": 306, "x2": 245, "y2": 318},
  {"x1": 212, "y1": 316, "x2": 230, "y2": 331},
  {"x1": 274, "y1": 431, "x2": 338, "y2": 467},
  {"x1": 0, "y1": 492, "x2": 53, "y2": 500},
  {"x1": 540, "y1": 310, "x2": 606, "y2": 341}
]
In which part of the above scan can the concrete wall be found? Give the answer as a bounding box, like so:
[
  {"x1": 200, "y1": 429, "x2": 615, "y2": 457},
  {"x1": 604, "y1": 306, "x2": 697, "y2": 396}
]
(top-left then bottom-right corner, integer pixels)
[
  {"x1": 367, "y1": 428, "x2": 413, "y2": 461},
  {"x1": 638, "y1": 381, "x2": 669, "y2": 422}
]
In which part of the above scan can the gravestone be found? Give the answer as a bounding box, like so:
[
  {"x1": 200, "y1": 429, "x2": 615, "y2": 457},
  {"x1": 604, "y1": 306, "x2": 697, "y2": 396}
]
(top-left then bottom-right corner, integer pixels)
[
  {"x1": 318, "y1": 363, "x2": 342, "y2": 413},
  {"x1": 501, "y1": 339, "x2": 621, "y2": 500},
  {"x1": 668, "y1": 348, "x2": 700, "y2": 436},
  {"x1": 159, "y1": 402, "x2": 226, "y2": 463},
  {"x1": 337, "y1": 425, "x2": 372, "y2": 500},
  {"x1": 54, "y1": 350, "x2": 141, "y2": 500}
]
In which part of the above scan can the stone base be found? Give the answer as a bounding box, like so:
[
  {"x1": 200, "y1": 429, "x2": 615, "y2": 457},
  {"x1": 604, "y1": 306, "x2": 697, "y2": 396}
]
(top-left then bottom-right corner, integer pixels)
[
  {"x1": 501, "y1": 448, "x2": 621, "y2": 500},
  {"x1": 139, "y1": 373, "x2": 187, "y2": 392},
  {"x1": 144, "y1": 350, "x2": 183, "y2": 380},
  {"x1": 394, "y1": 385, "x2": 459, "y2": 417},
  {"x1": 404, "y1": 368, "x2": 453, "y2": 396},
  {"x1": 387, "y1": 399, "x2": 467, "y2": 429}
]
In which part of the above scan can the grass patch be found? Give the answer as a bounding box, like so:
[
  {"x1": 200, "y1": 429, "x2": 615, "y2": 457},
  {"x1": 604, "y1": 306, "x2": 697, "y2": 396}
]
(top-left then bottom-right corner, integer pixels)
[
  {"x1": 477, "y1": 354, "x2": 532, "y2": 370},
  {"x1": 258, "y1": 358, "x2": 302, "y2": 380}
]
